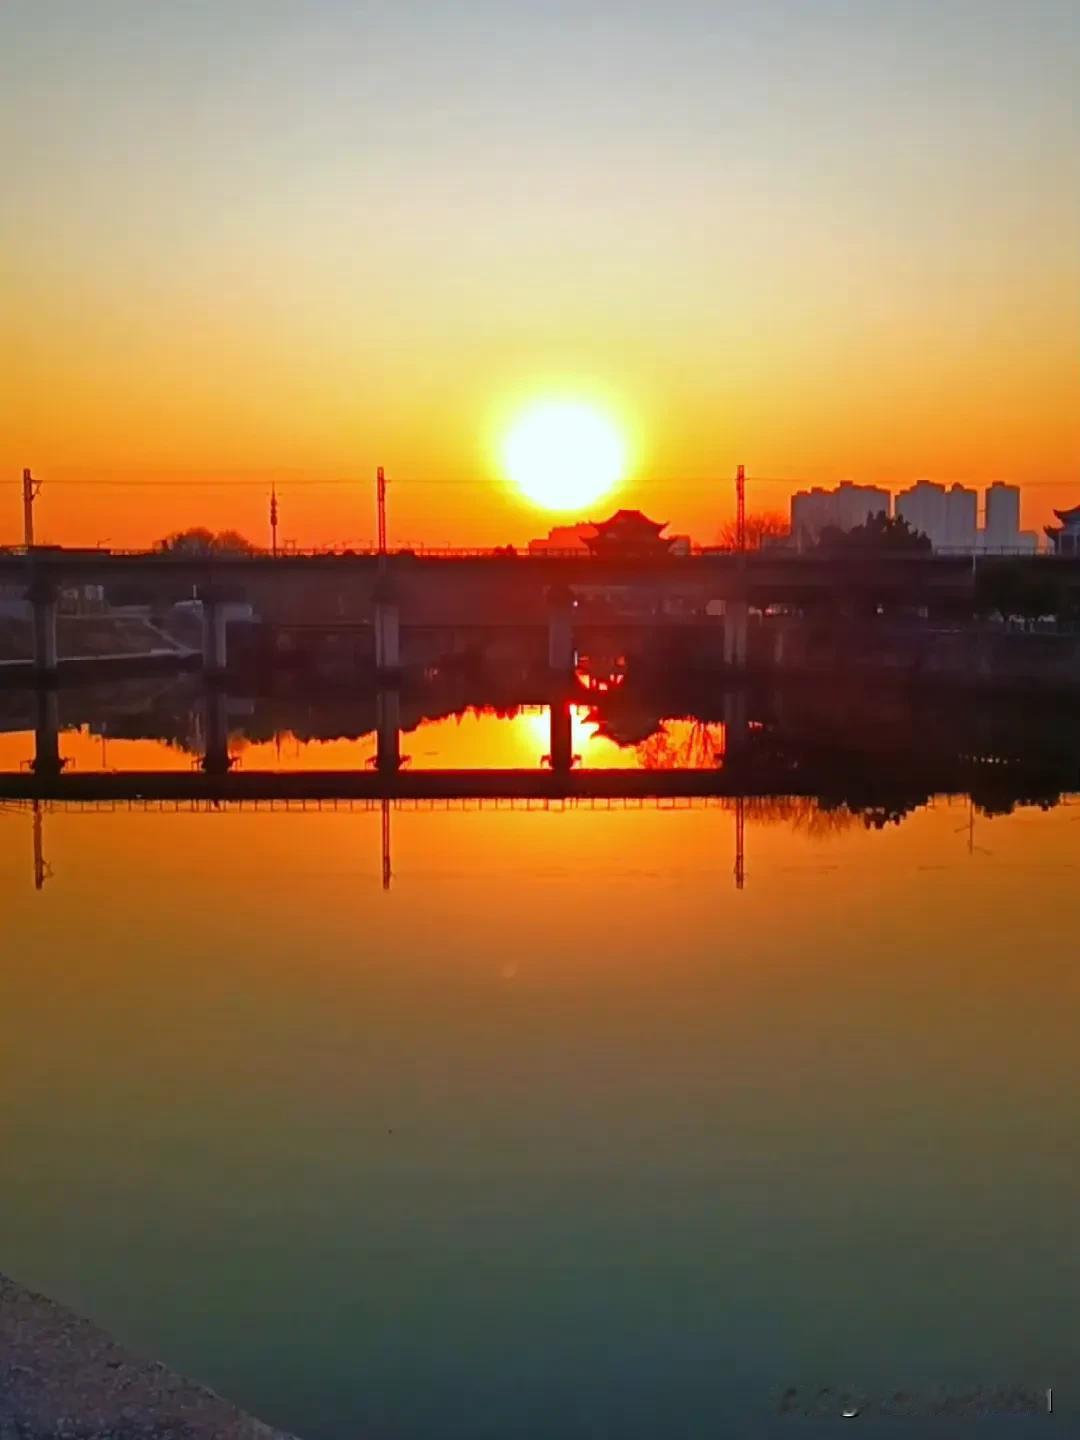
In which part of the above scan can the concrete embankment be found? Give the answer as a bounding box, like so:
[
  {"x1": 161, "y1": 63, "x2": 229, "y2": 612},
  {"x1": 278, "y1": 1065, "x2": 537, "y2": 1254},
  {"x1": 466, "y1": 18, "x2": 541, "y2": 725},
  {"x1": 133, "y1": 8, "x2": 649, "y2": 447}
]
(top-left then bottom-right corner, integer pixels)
[
  {"x1": 751, "y1": 619, "x2": 1080, "y2": 693},
  {"x1": 0, "y1": 615, "x2": 197, "y2": 689},
  {"x1": 0, "y1": 1273, "x2": 298, "y2": 1440}
]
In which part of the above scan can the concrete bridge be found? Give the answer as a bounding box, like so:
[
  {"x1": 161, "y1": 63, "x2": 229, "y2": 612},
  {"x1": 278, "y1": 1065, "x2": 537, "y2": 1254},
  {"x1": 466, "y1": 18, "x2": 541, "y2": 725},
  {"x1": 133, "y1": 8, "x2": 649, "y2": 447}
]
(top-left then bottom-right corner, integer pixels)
[
  {"x1": 0, "y1": 546, "x2": 989, "y2": 611},
  {"x1": 2, "y1": 547, "x2": 1074, "y2": 681}
]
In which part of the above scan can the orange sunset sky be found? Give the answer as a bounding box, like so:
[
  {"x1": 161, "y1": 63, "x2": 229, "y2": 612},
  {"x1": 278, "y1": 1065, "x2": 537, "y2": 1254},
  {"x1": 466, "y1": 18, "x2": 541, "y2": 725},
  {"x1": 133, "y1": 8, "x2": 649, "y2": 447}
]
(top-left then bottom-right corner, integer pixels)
[{"x1": 2, "y1": 0, "x2": 1077, "y2": 550}]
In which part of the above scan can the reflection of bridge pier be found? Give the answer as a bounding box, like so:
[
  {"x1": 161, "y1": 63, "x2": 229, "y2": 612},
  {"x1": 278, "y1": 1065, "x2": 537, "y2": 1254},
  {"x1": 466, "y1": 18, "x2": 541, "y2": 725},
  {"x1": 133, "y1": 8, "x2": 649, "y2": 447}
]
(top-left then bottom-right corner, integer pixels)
[
  {"x1": 32, "y1": 688, "x2": 64, "y2": 777},
  {"x1": 376, "y1": 688, "x2": 402, "y2": 773},
  {"x1": 200, "y1": 686, "x2": 233, "y2": 775},
  {"x1": 548, "y1": 698, "x2": 575, "y2": 774},
  {"x1": 722, "y1": 688, "x2": 748, "y2": 757}
]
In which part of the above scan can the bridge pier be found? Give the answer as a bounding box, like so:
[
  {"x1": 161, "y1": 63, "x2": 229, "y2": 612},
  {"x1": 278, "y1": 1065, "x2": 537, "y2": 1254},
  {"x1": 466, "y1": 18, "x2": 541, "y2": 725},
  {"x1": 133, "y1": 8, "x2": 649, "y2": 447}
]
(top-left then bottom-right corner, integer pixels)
[
  {"x1": 547, "y1": 587, "x2": 575, "y2": 675},
  {"x1": 29, "y1": 581, "x2": 59, "y2": 682},
  {"x1": 548, "y1": 699, "x2": 574, "y2": 774},
  {"x1": 201, "y1": 597, "x2": 228, "y2": 679},
  {"x1": 723, "y1": 601, "x2": 749, "y2": 669},
  {"x1": 375, "y1": 599, "x2": 400, "y2": 676},
  {"x1": 200, "y1": 687, "x2": 232, "y2": 775},
  {"x1": 376, "y1": 688, "x2": 402, "y2": 773},
  {"x1": 32, "y1": 687, "x2": 64, "y2": 777},
  {"x1": 722, "y1": 688, "x2": 748, "y2": 756}
]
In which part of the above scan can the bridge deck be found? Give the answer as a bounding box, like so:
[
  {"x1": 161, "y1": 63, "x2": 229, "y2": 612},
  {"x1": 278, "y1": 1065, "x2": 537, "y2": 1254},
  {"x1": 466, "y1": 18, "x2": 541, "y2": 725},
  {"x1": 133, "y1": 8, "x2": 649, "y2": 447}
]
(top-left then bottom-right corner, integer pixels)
[{"x1": 0, "y1": 764, "x2": 1070, "y2": 804}]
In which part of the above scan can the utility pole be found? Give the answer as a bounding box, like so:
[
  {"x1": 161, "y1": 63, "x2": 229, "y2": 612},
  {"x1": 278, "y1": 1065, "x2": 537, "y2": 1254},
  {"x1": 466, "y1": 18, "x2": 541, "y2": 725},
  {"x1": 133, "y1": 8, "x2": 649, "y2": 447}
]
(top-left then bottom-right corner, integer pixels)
[
  {"x1": 269, "y1": 483, "x2": 279, "y2": 557},
  {"x1": 735, "y1": 464, "x2": 746, "y2": 553},
  {"x1": 32, "y1": 800, "x2": 51, "y2": 891},
  {"x1": 381, "y1": 797, "x2": 392, "y2": 891},
  {"x1": 22, "y1": 468, "x2": 41, "y2": 549},
  {"x1": 376, "y1": 466, "x2": 388, "y2": 555}
]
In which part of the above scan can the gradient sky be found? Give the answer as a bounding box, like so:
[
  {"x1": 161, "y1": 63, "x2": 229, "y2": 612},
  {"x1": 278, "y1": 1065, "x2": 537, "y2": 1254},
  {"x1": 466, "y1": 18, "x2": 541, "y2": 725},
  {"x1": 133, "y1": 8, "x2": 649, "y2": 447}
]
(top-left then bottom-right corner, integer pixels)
[{"x1": 2, "y1": 0, "x2": 1077, "y2": 547}]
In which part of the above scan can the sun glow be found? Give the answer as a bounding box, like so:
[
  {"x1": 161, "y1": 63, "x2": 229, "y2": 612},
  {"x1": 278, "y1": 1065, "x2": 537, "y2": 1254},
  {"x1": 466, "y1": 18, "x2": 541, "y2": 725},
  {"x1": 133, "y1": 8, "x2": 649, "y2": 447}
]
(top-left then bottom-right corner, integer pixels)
[{"x1": 501, "y1": 400, "x2": 627, "y2": 512}]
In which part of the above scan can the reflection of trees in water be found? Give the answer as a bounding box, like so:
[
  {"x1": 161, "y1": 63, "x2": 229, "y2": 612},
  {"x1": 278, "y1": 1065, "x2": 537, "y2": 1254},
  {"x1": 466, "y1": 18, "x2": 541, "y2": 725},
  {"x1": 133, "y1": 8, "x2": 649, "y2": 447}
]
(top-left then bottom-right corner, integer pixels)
[
  {"x1": 970, "y1": 784, "x2": 1063, "y2": 817},
  {"x1": 728, "y1": 796, "x2": 860, "y2": 837},
  {"x1": 635, "y1": 719, "x2": 726, "y2": 769},
  {"x1": 586, "y1": 704, "x2": 663, "y2": 749},
  {"x1": 817, "y1": 786, "x2": 929, "y2": 829},
  {"x1": 162, "y1": 734, "x2": 200, "y2": 757},
  {"x1": 856, "y1": 803, "x2": 924, "y2": 830},
  {"x1": 582, "y1": 704, "x2": 731, "y2": 767},
  {"x1": 720, "y1": 794, "x2": 924, "y2": 837},
  {"x1": 464, "y1": 704, "x2": 522, "y2": 721}
]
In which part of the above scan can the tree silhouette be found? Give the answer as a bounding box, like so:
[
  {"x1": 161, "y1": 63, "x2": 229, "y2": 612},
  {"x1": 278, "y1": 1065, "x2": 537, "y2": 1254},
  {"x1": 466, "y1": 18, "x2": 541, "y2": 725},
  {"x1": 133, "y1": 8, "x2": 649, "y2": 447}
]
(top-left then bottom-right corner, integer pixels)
[
  {"x1": 817, "y1": 512, "x2": 930, "y2": 552},
  {"x1": 717, "y1": 511, "x2": 790, "y2": 551},
  {"x1": 636, "y1": 719, "x2": 726, "y2": 768},
  {"x1": 156, "y1": 527, "x2": 257, "y2": 555},
  {"x1": 731, "y1": 796, "x2": 861, "y2": 838}
]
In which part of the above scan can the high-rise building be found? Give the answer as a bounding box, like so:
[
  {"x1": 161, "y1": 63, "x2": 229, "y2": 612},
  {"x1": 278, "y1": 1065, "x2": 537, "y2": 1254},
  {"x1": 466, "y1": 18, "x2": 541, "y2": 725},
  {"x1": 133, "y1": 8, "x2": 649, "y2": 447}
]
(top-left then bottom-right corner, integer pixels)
[
  {"x1": 789, "y1": 483, "x2": 890, "y2": 547},
  {"x1": 944, "y1": 484, "x2": 978, "y2": 551},
  {"x1": 832, "y1": 481, "x2": 890, "y2": 532},
  {"x1": 984, "y1": 483, "x2": 1021, "y2": 551},
  {"x1": 896, "y1": 481, "x2": 979, "y2": 550},
  {"x1": 896, "y1": 481, "x2": 947, "y2": 547},
  {"x1": 790, "y1": 488, "x2": 833, "y2": 548},
  {"x1": 792, "y1": 478, "x2": 1025, "y2": 552}
]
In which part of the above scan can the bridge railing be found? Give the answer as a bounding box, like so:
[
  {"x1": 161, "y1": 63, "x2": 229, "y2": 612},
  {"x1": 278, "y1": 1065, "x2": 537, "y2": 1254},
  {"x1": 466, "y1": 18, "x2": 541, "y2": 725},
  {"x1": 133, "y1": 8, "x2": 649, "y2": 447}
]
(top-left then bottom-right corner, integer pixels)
[
  {"x1": 5, "y1": 544, "x2": 709, "y2": 561},
  {"x1": 0, "y1": 542, "x2": 1061, "y2": 561}
]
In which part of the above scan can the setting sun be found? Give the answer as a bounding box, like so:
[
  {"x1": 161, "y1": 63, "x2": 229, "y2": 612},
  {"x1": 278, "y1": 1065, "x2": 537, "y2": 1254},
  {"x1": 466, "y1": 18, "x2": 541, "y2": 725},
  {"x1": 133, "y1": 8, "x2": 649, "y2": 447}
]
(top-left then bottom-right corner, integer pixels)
[{"x1": 501, "y1": 400, "x2": 627, "y2": 512}]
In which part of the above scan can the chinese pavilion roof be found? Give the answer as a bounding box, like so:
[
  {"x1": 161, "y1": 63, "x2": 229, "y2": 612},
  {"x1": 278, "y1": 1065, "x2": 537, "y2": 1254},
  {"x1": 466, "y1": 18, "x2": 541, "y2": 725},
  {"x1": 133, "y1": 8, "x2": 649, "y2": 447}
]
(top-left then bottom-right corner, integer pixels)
[{"x1": 588, "y1": 509, "x2": 669, "y2": 536}]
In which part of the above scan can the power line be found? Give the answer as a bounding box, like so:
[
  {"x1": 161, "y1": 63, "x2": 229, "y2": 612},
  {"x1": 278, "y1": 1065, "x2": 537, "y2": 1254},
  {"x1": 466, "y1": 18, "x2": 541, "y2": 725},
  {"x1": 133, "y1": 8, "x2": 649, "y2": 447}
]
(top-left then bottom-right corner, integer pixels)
[
  {"x1": 0, "y1": 474, "x2": 1067, "y2": 489},
  {"x1": 0, "y1": 476, "x2": 783, "y2": 492}
]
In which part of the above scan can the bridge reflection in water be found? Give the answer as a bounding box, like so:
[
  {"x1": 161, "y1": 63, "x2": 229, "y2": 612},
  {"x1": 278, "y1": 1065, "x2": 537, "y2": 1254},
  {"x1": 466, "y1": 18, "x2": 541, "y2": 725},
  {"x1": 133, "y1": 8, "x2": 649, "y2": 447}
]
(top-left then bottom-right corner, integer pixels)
[
  {"x1": 4, "y1": 685, "x2": 757, "y2": 892},
  {"x1": 3, "y1": 671, "x2": 1079, "y2": 895}
]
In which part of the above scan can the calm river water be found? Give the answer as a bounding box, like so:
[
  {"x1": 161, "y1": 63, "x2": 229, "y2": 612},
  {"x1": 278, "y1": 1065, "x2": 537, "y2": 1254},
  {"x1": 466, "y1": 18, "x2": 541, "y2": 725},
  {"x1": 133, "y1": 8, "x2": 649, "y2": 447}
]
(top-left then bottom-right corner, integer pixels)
[{"x1": 1, "y1": 700, "x2": 1075, "y2": 1436}]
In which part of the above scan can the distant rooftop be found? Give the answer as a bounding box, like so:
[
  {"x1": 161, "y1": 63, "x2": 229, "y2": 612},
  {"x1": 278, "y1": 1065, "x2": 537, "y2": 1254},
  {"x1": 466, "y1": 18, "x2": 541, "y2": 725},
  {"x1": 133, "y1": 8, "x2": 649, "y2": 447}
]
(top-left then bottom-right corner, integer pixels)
[{"x1": 588, "y1": 509, "x2": 668, "y2": 535}]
